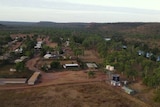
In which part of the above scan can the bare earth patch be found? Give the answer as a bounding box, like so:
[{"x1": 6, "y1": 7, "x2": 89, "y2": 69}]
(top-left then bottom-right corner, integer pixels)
[
  {"x1": 45, "y1": 36, "x2": 58, "y2": 48},
  {"x1": 10, "y1": 34, "x2": 33, "y2": 39},
  {"x1": 80, "y1": 50, "x2": 103, "y2": 63}
]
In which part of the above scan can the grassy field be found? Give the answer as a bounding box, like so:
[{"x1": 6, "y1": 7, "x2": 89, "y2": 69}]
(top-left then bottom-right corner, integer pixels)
[
  {"x1": 0, "y1": 83, "x2": 149, "y2": 107},
  {"x1": 0, "y1": 64, "x2": 33, "y2": 78}
]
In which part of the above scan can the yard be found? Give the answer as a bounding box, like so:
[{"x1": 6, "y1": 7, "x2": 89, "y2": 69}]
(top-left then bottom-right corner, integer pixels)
[
  {"x1": 0, "y1": 64, "x2": 33, "y2": 78},
  {"x1": 0, "y1": 64, "x2": 15, "y2": 77},
  {"x1": 80, "y1": 50, "x2": 103, "y2": 63}
]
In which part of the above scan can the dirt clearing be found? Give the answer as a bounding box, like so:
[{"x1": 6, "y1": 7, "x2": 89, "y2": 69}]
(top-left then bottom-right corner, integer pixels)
[
  {"x1": 80, "y1": 50, "x2": 103, "y2": 63},
  {"x1": 45, "y1": 36, "x2": 58, "y2": 48}
]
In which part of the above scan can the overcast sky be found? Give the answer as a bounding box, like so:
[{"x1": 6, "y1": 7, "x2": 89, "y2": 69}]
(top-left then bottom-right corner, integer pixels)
[{"x1": 0, "y1": 0, "x2": 160, "y2": 22}]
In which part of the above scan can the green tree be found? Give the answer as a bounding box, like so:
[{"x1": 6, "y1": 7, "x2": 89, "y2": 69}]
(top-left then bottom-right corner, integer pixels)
[
  {"x1": 74, "y1": 48, "x2": 83, "y2": 58},
  {"x1": 50, "y1": 61, "x2": 61, "y2": 69},
  {"x1": 24, "y1": 50, "x2": 34, "y2": 58},
  {"x1": 15, "y1": 62, "x2": 25, "y2": 72},
  {"x1": 143, "y1": 67, "x2": 160, "y2": 87}
]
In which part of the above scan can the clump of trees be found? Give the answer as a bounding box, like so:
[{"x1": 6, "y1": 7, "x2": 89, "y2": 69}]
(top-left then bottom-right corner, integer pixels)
[
  {"x1": 41, "y1": 61, "x2": 61, "y2": 72},
  {"x1": 15, "y1": 62, "x2": 25, "y2": 72},
  {"x1": 0, "y1": 35, "x2": 12, "y2": 45},
  {"x1": 23, "y1": 35, "x2": 36, "y2": 58},
  {"x1": 50, "y1": 61, "x2": 61, "y2": 69},
  {"x1": 40, "y1": 45, "x2": 53, "y2": 56}
]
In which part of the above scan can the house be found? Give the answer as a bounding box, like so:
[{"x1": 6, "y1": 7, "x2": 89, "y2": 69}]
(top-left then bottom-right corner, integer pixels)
[
  {"x1": 28, "y1": 72, "x2": 41, "y2": 85},
  {"x1": 19, "y1": 47, "x2": 23, "y2": 53},
  {"x1": 63, "y1": 64, "x2": 79, "y2": 69},
  {"x1": 37, "y1": 41, "x2": 43, "y2": 44},
  {"x1": 110, "y1": 74, "x2": 121, "y2": 86},
  {"x1": 15, "y1": 49, "x2": 19, "y2": 53},
  {"x1": 111, "y1": 80, "x2": 121, "y2": 86},
  {"x1": 66, "y1": 41, "x2": 70, "y2": 47},
  {"x1": 122, "y1": 45, "x2": 127, "y2": 49},
  {"x1": 15, "y1": 47, "x2": 23, "y2": 53},
  {"x1": 0, "y1": 55, "x2": 8, "y2": 60},
  {"x1": 86, "y1": 63, "x2": 98, "y2": 69},
  {"x1": 34, "y1": 41, "x2": 43, "y2": 49},
  {"x1": 122, "y1": 86, "x2": 135, "y2": 95},
  {"x1": 43, "y1": 53, "x2": 52, "y2": 59},
  {"x1": 14, "y1": 59, "x2": 23, "y2": 63},
  {"x1": 146, "y1": 52, "x2": 153, "y2": 58},
  {"x1": 20, "y1": 56, "x2": 28, "y2": 61},
  {"x1": 10, "y1": 68, "x2": 16, "y2": 72},
  {"x1": 34, "y1": 44, "x2": 42, "y2": 49},
  {"x1": 106, "y1": 65, "x2": 114, "y2": 71},
  {"x1": 14, "y1": 56, "x2": 28, "y2": 63},
  {"x1": 157, "y1": 56, "x2": 160, "y2": 62},
  {"x1": 0, "y1": 78, "x2": 27, "y2": 84},
  {"x1": 138, "y1": 50, "x2": 145, "y2": 56},
  {"x1": 104, "y1": 38, "x2": 111, "y2": 41}
]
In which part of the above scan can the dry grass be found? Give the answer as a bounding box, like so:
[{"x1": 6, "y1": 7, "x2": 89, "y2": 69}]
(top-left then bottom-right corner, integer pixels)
[{"x1": 0, "y1": 83, "x2": 146, "y2": 107}]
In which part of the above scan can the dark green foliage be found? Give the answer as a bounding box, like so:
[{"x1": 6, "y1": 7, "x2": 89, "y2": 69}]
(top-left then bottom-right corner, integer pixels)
[
  {"x1": 154, "y1": 89, "x2": 160, "y2": 102},
  {"x1": 25, "y1": 39, "x2": 36, "y2": 50},
  {"x1": 72, "y1": 35, "x2": 85, "y2": 44},
  {"x1": 51, "y1": 36, "x2": 62, "y2": 46},
  {"x1": 143, "y1": 68, "x2": 160, "y2": 87},
  {"x1": 50, "y1": 61, "x2": 61, "y2": 69},
  {"x1": 0, "y1": 59, "x2": 10, "y2": 67},
  {"x1": 0, "y1": 35, "x2": 12, "y2": 45},
  {"x1": 77, "y1": 58, "x2": 86, "y2": 69},
  {"x1": 15, "y1": 62, "x2": 25, "y2": 72},
  {"x1": 41, "y1": 64, "x2": 50, "y2": 72},
  {"x1": 40, "y1": 45, "x2": 53, "y2": 56},
  {"x1": 24, "y1": 50, "x2": 34, "y2": 58},
  {"x1": 112, "y1": 35, "x2": 124, "y2": 42}
]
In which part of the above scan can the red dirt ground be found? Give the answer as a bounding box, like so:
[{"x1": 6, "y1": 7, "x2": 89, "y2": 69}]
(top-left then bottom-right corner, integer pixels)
[
  {"x1": 10, "y1": 34, "x2": 33, "y2": 39},
  {"x1": 45, "y1": 36, "x2": 58, "y2": 48}
]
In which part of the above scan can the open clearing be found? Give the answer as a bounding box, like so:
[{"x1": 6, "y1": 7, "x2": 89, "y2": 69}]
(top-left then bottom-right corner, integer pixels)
[
  {"x1": 10, "y1": 34, "x2": 33, "y2": 39},
  {"x1": 45, "y1": 36, "x2": 58, "y2": 48},
  {"x1": 80, "y1": 50, "x2": 103, "y2": 63},
  {"x1": 0, "y1": 83, "x2": 149, "y2": 107}
]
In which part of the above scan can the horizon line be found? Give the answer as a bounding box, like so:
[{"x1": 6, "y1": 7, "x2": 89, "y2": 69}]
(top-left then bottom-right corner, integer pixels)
[{"x1": 0, "y1": 20, "x2": 160, "y2": 24}]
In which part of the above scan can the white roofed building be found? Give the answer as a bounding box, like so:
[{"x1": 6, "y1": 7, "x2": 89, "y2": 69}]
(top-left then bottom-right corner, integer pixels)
[
  {"x1": 63, "y1": 64, "x2": 79, "y2": 69},
  {"x1": 44, "y1": 54, "x2": 52, "y2": 59}
]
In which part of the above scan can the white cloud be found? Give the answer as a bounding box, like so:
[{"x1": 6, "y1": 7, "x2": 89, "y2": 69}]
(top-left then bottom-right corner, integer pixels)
[
  {"x1": 64, "y1": 0, "x2": 160, "y2": 10},
  {"x1": 0, "y1": 0, "x2": 160, "y2": 22}
]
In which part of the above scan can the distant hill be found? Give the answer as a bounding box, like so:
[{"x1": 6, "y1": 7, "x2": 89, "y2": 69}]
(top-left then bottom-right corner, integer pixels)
[
  {"x1": 0, "y1": 21, "x2": 88, "y2": 28},
  {"x1": 0, "y1": 24, "x2": 5, "y2": 27},
  {"x1": 35, "y1": 21, "x2": 89, "y2": 28},
  {"x1": 0, "y1": 21, "x2": 160, "y2": 38},
  {"x1": 124, "y1": 23, "x2": 160, "y2": 35},
  {"x1": 0, "y1": 21, "x2": 36, "y2": 26},
  {"x1": 87, "y1": 22, "x2": 160, "y2": 38},
  {"x1": 87, "y1": 23, "x2": 146, "y2": 31}
]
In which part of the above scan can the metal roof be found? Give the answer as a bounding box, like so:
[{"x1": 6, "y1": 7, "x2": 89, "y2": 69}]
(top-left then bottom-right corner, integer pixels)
[{"x1": 86, "y1": 63, "x2": 98, "y2": 68}]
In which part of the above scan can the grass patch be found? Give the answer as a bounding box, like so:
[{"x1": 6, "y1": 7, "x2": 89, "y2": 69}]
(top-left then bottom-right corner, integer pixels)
[{"x1": 0, "y1": 64, "x2": 33, "y2": 78}]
